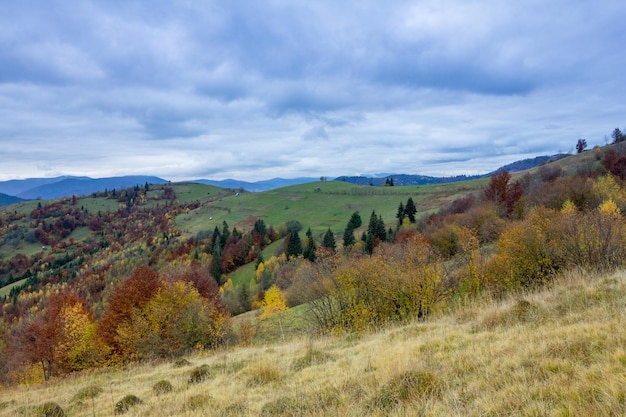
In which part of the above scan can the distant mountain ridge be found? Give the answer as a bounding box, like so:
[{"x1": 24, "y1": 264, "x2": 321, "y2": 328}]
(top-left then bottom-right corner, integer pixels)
[
  {"x1": 336, "y1": 154, "x2": 569, "y2": 187},
  {"x1": 0, "y1": 154, "x2": 570, "y2": 201},
  {"x1": 0, "y1": 176, "x2": 168, "y2": 200},
  {"x1": 0, "y1": 193, "x2": 25, "y2": 207},
  {"x1": 193, "y1": 177, "x2": 319, "y2": 192}
]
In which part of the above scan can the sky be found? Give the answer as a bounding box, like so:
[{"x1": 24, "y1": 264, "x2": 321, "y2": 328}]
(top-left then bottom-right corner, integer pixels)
[{"x1": 1, "y1": 1, "x2": 625, "y2": 182}]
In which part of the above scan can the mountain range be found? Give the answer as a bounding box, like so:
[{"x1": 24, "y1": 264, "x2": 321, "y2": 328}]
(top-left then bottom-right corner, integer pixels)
[{"x1": 0, "y1": 154, "x2": 568, "y2": 205}]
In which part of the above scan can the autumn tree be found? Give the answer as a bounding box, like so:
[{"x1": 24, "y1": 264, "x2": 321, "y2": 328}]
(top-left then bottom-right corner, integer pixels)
[
  {"x1": 98, "y1": 265, "x2": 161, "y2": 352},
  {"x1": 484, "y1": 170, "x2": 524, "y2": 217},
  {"x1": 259, "y1": 285, "x2": 289, "y2": 341},
  {"x1": 116, "y1": 280, "x2": 228, "y2": 358},
  {"x1": 576, "y1": 138, "x2": 587, "y2": 154}
]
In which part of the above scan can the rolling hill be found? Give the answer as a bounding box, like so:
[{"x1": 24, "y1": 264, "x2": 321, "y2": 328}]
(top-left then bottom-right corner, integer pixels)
[
  {"x1": 0, "y1": 193, "x2": 24, "y2": 207},
  {"x1": 0, "y1": 175, "x2": 168, "y2": 200}
]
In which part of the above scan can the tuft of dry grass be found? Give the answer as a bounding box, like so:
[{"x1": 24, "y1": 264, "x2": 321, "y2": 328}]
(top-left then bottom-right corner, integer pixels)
[{"x1": 1, "y1": 269, "x2": 625, "y2": 416}]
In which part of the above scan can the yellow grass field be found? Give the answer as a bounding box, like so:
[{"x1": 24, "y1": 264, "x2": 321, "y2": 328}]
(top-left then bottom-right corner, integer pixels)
[{"x1": 1, "y1": 269, "x2": 625, "y2": 416}]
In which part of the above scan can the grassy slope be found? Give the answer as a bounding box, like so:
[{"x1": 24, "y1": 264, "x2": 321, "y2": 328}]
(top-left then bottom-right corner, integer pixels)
[
  {"x1": 175, "y1": 179, "x2": 487, "y2": 241},
  {"x1": 2, "y1": 269, "x2": 624, "y2": 416}
]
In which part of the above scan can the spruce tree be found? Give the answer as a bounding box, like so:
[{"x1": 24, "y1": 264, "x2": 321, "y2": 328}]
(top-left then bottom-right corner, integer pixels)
[
  {"x1": 303, "y1": 228, "x2": 317, "y2": 261},
  {"x1": 396, "y1": 202, "x2": 405, "y2": 225},
  {"x1": 343, "y1": 224, "x2": 355, "y2": 247},
  {"x1": 348, "y1": 211, "x2": 362, "y2": 229},
  {"x1": 286, "y1": 230, "x2": 303, "y2": 259},
  {"x1": 322, "y1": 228, "x2": 336, "y2": 252},
  {"x1": 404, "y1": 197, "x2": 417, "y2": 223}
]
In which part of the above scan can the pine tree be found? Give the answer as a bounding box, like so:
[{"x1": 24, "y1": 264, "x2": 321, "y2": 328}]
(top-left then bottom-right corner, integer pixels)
[
  {"x1": 322, "y1": 228, "x2": 336, "y2": 252},
  {"x1": 348, "y1": 211, "x2": 362, "y2": 229},
  {"x1": 396, "y1": 202, "x2": 405, "y2": 225},
  {"x1": 404, "y1": 197, "x2": 417, "y2": 223},
  {"x1": 343, "y1": 224, "x2": 356, "y2": 247},
  {"x1": 365, "y1": 232, "x2": 374, "y2": 255},
  {"x1": 286, "y1": 230, "x2": 303, "y2": 259},
  {"x1": 303, "y1": 228, "x2": 317, "y2": 261}
]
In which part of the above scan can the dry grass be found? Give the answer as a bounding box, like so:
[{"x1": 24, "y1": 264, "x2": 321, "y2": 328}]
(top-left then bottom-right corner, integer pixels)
[{"x1": 1, "y1": 270, "x2": 626, "y2": 416}]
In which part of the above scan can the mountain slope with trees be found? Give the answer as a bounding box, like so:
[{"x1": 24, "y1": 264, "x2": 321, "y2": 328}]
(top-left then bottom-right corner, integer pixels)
[{"x1": 1, "y1": 133, "x2": 626, "y2": 401}]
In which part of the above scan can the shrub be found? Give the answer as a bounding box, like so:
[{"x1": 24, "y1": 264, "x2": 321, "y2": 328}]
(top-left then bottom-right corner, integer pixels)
[
  {"x1": 369, "y1": 370, "x2": 443, "y2": 411},
  {"x1": 173, "y1": 357, "x2": 191, "y2": 368},
  {"x1": 186, "y1": 394, "x2": 212, "y2": 411},
  {"x1": 291, "y1": 348, "x2": 335, "y2": 371},
  {"x1": 36, "y1": 402, "x2": 65, "y2": 417},
  {"x1": 152, "y1": 380, "x2": 173, "y2": 395},
  {"x1": 247, "y1": 364, "x2": 281, "y2": 386},
  {"x1": 188, "y1": 364, "x2": 212, "y2": 384},
  {"x1": 313, "y1": 235, "x2": 447, "y2": 332},
  {"x1": 72, "y1": 385, "x2": 103, "y2": 402},
  {"x1": 114, "y1": 395, "x2": 142, "y2": 415}
]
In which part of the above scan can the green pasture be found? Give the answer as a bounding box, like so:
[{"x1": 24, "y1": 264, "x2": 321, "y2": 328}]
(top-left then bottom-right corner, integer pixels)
[
  {"x1": 175, "y1": 179, "x2": 487, "y2": 241},
  {"x1": 0, "y1": 277, "x2": 27, "y2": 297}
]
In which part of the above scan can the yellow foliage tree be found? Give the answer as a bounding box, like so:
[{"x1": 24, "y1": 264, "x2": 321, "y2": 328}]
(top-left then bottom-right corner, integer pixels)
[
  {"x1": 56, "y1": 303, "x2": 110, "y2": 371},
  {"x1": 259, "y1": 285, "x2": 288, "y2": 320},
  {"x1": 116, "y1": 281, "x2": 229, "y2": 359}
]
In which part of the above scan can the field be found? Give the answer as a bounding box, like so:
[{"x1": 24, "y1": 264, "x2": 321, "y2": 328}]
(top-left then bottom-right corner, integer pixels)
[
  {"x1": 1, "y1": 269, "x2": 624, "y2": 416},
  {"x1": 174, "y1": 179, "x2": 487, "y2": 241}
]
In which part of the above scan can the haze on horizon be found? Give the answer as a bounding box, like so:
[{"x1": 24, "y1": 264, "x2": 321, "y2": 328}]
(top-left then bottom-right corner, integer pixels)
[{"x1": 1, "y1": 1, "x2": 625, "y2": 183}]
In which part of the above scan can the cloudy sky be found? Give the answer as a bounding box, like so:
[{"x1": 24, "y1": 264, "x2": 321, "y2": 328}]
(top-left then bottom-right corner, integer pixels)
[{"x1": 1, "y1": 1, "x2": 625, "y2": 182}]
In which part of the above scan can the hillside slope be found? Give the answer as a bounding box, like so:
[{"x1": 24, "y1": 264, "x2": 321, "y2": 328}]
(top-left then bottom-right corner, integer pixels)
[{"x1": 0, "y1": 270, "x2": 623, "y2": 416}]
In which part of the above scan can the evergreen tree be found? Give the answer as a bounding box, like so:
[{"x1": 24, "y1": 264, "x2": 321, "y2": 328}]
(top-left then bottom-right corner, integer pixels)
[
  {"x1": 375, "y1": 214, "x2": 387, "y2": 241},
  {"x1": 210, "y1": 251, "x2": 222, "y2": 284},
  {"x1": 255, "y1": 251, "x2": 265, "y2": 270},
  {"x1": 286, "y1": 230, "x2": 303, "y2": 259},
  {"x1": 348, "y1": 211, "x2": 362, "y2": 229},
  {"x1": 322, "y1": 228, "x2": 336, "y2": 252},
  {"x1": 343, "y1": 224, "x2": 356, "y2": 247},
  {"x1": 364, "y1": 232, "x2": 374, "y2": 255},
  {"x1": 253, "y1": 218, "x2": 267, "y2": 237},
  {"x1": 238, "y1": 283, "x2": 250, "y2": 311},
  {"x1": 220, "y1": 221, "x2": 230, "y2": 249},
  {"x1": 404, "y1": 197, "x2": 417, "y2": 223},
  {"x1": 396, "y1": 202, "x2": 405, "y2": 225},
  {"x1": 368, "y1": 210, "x2": 386, "y2": 242},
  {"x1": 303, "y1": 228, "x2": 317, "y2": 261}
]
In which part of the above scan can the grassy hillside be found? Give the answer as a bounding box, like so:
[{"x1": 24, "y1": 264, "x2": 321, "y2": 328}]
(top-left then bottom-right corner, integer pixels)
[
  {"x1": 175, "y1": 179, "x2": 487, "y2": 240},
  {"x1": 1, "y1": 269, "x2": 624, "y2": 416}
]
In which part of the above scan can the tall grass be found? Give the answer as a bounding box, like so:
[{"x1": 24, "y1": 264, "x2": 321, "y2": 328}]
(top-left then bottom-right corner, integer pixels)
[{"x1": 1, "y1": 269, "x2": 624, "y2": 416}]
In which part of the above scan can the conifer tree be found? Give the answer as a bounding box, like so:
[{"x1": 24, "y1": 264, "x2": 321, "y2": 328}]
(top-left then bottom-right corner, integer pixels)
[
  {"x1": 404, "y1": 197, "x2": 417, "y2": 223},
  {"x1": 303, "y1": 228, "x2": 317, "y2": 261},
  {"x1": 286, "y1": 230, "x2": 303, "y2": 259},
  {"x1": 343, "y1": 224, "x2": 356, "y2": 247},
  {"x1": 396, "y1": 202, "x2": 405, "y2": 225},
  {"x1": 322, "y1": 228, "x2": 336, "y2": 252}
]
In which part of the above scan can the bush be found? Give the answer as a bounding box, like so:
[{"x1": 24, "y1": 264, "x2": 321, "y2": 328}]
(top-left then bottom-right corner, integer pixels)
[
  {"x1": 114, "y1": 395, "x2": 142, "y2": 415},
  {"x1": 186, "y1": 394, "x2": 212, "y2": 411},
  {"x1": 291, "y1": 348, "x2": 335, "y2": 371},
  {"x1": 72, "y1": 385, "x2": 103, "y2": 402},
  {"x1": 188, "y1": 364, "x2": 212, "y2": 384},
  {"x1": 153, "y1": 380, "x2": 173, "y2": 395},
  {"x1": 246, "y1": 364, "x2": 281, "y2": 386},
  {"x1": 173, "y1": 357, "x2": 191, "y2": 368},
  {"x1": 369, "y1": 370, "x2": 443, "y2": 411},
  {"x1": 310, "y1": 236, "x2": 447, "y2": 332},
  {"x1": 36, "y1": 402, "x2": 65, "y2": 417}
]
